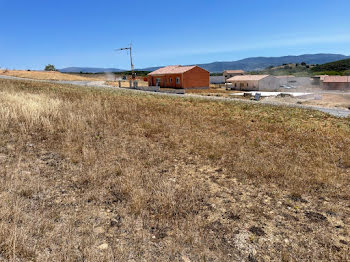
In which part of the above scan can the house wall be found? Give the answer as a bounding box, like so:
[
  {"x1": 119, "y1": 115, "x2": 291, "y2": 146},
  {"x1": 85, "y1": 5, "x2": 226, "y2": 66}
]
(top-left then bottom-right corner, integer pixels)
[
  {"x1": 183, "y1": 67, "x2": 209, "y2": 89},
  {"x1": 312, "y1": 77, "x2": 321, "y2": 86},
  {"x1": 229, "y1": 76, "x2": 279, "y2": 91},
  {"x1": 278, "y1": 77, "x2": 313, "y2": 87},
  {"x1": 148, "y1": 74, "x2": 182, "y2": 88},
  {"x1": 148, "y1": 66, "x2": 209, "y2": 89},
  {"x1": 210, "y1": 76, "x2": 225, "y2": 84},
  {"x1": 322, "y1": 82, "x2": 350, "y2": 90},
  {"x1": 148, "y1": 75, "x2": 164, "y2": 87},
  {"x1": 229, "y1": 80, "x2": 259, "y2": 91},
  {"x1": 167, "y1": 74, "x2": 182, "y2": 88},
  {"x1": 259, "y1": 76, "x2": 280, "y2": 91}
]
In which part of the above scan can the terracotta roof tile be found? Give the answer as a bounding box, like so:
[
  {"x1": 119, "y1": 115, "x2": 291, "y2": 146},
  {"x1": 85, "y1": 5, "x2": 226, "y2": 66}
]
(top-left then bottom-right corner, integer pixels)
[
  {"x1": 323, "y1": 76, "x2": 350, "y2": 83},
  {"x1": 148, "y1": 65, "x2": 196, "y2": 75},
  {"x1": 227, "y1": 75, "x2": 270, "y2": 82},
  {"x1": 224, "y1": 70, "x2": 245, "y2": 74}
]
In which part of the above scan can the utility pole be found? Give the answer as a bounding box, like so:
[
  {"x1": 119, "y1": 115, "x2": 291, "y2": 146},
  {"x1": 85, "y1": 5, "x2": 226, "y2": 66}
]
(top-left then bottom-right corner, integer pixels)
[{"x1": 115, "y1": 43, "x2": 135, "y2": 80}]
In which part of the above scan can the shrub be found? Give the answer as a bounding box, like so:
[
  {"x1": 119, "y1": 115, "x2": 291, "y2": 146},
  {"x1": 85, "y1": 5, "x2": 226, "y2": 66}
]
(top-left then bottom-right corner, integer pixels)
[{"x1": 44, "y1": 64, "x2": 56, "y2": 71}]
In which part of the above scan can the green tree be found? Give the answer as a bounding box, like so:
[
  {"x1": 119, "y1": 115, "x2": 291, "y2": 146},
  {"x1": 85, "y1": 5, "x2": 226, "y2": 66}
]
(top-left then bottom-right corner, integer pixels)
[{"x1": 44, "y1": 64, "x2": 56, "y2": 71}]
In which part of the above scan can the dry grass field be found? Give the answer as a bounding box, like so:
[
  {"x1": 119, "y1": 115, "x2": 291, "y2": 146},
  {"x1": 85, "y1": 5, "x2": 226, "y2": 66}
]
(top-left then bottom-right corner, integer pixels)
[
  {"x1": 0, "y1": 78, "x2": 349, "y2": 261},
  {"x1": 0, "y1": 70, "x2": 101, "y2": 81},
  {"x1": 185, "y1": 88, "x2": 243, "y2": 98}
]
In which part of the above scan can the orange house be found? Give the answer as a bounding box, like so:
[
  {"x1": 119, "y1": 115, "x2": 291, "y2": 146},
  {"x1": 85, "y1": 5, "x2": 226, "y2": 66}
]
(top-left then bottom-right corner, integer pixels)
[{"x1": 148, "y1": 65, "x2": 209, "y2": 89}]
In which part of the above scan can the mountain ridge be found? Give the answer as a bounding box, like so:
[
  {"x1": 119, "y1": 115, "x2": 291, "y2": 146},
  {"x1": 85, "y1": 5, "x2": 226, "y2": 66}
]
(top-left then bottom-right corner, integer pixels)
[{"x1": 59, "y1": 53, "x2": 350, "y2": 73}]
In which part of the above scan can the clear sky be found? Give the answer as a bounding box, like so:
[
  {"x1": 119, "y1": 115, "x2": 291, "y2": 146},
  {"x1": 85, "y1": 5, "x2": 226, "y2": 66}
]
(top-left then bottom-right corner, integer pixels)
[{"x1": 1, "y1": 0, "x2": 350, "y2": 70}]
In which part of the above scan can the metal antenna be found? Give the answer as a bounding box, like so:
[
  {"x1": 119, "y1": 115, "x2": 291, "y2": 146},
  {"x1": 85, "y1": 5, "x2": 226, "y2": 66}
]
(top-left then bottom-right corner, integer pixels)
[{"x1": 115, "y1": 42, "x2": 135, "y2": 79}]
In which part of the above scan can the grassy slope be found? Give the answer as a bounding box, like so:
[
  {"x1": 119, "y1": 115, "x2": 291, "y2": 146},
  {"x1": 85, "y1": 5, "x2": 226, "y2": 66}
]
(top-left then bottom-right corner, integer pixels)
[
  {"x1": 312, "y1": 58, "x2": 350, "y2": 75},
  {"x1": 0, "y1": 79, "x2": 349, "y2": 261},
  {"x1": 249, "y1": 65, "x2": 313, "y2": 77},
  {"x1": 249, "y1": 59, "x2": 350, "y2": 76}
]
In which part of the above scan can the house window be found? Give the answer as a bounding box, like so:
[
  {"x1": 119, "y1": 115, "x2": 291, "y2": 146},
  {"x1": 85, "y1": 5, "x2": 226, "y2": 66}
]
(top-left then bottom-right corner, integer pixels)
[
  {"x1": 156, "y1": 78, "x2": 161, "y2": 85},
  {"x1": 169, "y1": 78, "x2": 172, "y2": 83},
  {"x1": 247, "y1": 83, "x2": 249, "y2": 87},
  {"x1": 176, "y1": 77, "x2": 180, "y2": 84}
]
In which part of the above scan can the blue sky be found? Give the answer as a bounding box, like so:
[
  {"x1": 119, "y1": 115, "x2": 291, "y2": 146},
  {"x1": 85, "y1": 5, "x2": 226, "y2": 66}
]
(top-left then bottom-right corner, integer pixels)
[{"x1": 1, "y1": 0, "x2": 350, "y2": 70}]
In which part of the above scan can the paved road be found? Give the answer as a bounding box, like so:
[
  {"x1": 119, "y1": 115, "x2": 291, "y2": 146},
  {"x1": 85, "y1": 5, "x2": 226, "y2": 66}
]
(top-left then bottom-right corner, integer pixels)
[{"x1": 1, "y1": 75, "x2": 349, "y2": 118}]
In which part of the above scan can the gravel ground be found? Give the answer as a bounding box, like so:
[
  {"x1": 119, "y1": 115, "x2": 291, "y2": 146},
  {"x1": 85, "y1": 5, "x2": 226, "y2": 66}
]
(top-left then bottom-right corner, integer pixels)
[{"x1": 1, "y1": 75, "x2": 349, "y2": 118}]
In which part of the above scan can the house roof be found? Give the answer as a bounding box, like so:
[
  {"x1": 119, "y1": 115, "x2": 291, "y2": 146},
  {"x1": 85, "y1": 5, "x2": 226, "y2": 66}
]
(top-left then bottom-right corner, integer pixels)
[
  {"x1": 224, "y1": 70, "x2": 245, "y2": 74},
  {"x1": 323, "y1": 76, "x2": 350, "y2": 83},
  {"x1": 227, "y1": 75, "x2": 270, "y2": 82},
  {"x1": 148, "y1": 65, "x2": 197, "y2": 76}
]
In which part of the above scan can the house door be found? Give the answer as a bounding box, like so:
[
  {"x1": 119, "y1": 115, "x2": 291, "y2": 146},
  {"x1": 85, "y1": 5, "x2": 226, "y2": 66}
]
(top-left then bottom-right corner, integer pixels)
[{"x1": 176, "y1": 77, "x2": 180, "y2": 88}]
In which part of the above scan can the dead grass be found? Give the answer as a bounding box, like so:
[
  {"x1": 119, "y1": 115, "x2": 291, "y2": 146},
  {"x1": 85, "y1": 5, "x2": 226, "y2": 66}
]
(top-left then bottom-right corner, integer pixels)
[
  {"x1": 0, "y1": 70, "x2": 101, "y2": 81},
  {"x1": 185, "y1": 88, "x2": 242, "y2": 98},
  {"x1": 186, "y1": 88, "x2": 226, "y2": 94},
  {"x1": 0, "y1": 79, "x2": 349, "y2": 261}
]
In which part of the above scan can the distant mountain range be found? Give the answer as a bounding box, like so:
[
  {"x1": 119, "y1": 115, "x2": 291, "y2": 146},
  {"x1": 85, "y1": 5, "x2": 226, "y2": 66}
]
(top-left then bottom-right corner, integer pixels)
[{"x1": 59, "y1": 54, "x2": 350, "y2": 73}]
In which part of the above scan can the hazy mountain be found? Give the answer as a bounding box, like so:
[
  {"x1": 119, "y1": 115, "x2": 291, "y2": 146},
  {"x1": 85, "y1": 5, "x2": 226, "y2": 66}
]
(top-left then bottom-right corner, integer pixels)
[
  {"x1": 192, "y1": 54, "x2": 350, "y2": 72},
  {"x1": 59, "y1": 54, "x2": 350, "y2": 73}
]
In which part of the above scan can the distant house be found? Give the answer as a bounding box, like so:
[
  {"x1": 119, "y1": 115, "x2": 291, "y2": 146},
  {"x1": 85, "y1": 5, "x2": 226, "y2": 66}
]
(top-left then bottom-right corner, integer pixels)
[
  {"x1": 315, "y1": 75, "x2": 328, "y2": 81},
  {"x1": 226, "y1": 75, "x2": 279, "y2": 91},
  {"x1": 276, "y1": 76, "x2": 313, "y2": 87},
  {"x1": 311, "y1": 75, "x2": 328, "y2": 85},
  {"x1": 210, "y1": 76, "x2": 225, "y2": 84},
  {"x1": 275, "y1": 75, "x2": 296, "y2": 86},
  {"x1": 148, "y1": 65, "x2": 209, "y2": 89},
  {"x1": 322, "y1": 76, "x2": 350, "y2": 90},
  {"x1": 223, "y1": 70, "x2": 245, "y2": 82}
]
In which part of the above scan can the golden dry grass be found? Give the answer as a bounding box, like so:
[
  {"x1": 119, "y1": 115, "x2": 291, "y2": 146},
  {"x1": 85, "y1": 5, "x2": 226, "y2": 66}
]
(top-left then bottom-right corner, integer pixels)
[
  {"x1": 0, "y1": 79, "x2": 349, "y2": 261},
  {"x1": 185, "y1": 88, "x2": 227, "y2": 94},
  {"x1": 185, "y1": 88, "x2": 242, "y2": 98},
  {"x1": 0, "y1": 70, "x2": 101, "y2": 81}
]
